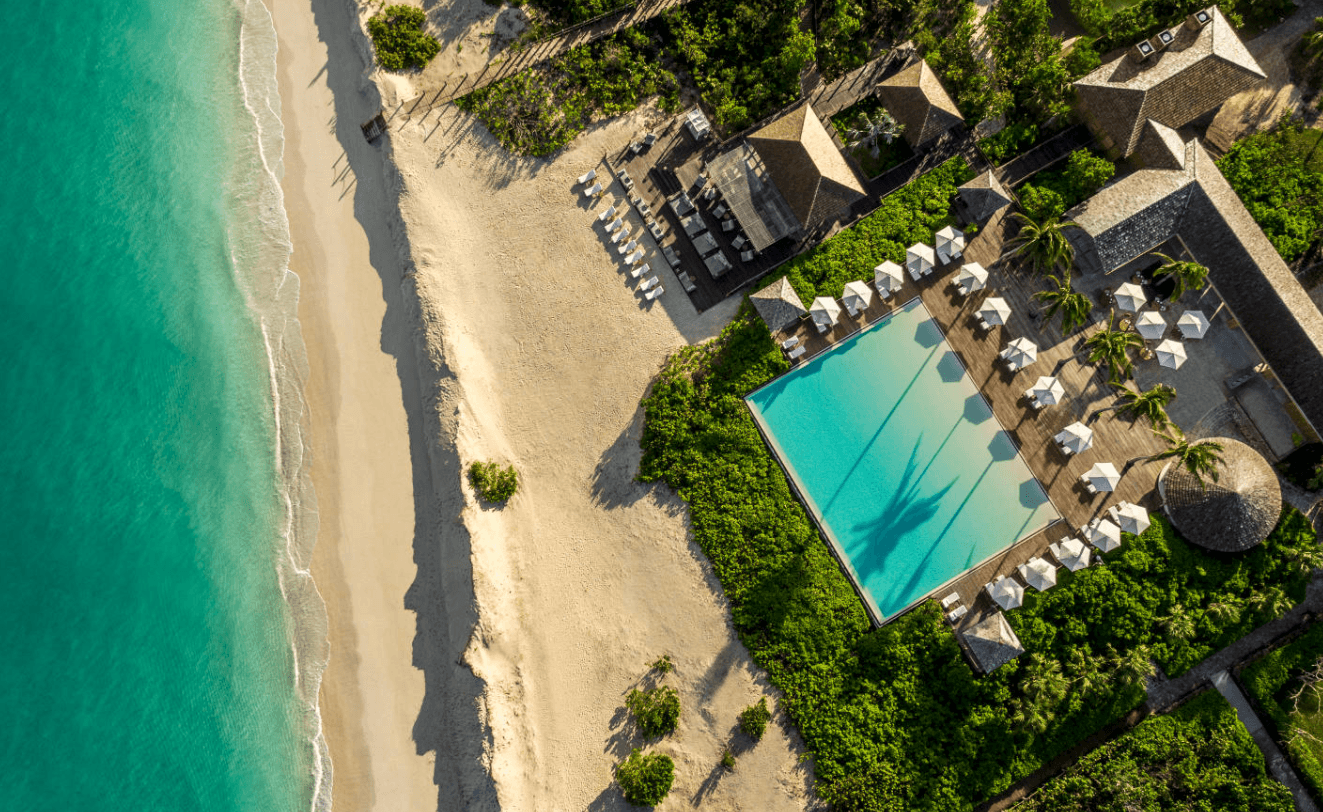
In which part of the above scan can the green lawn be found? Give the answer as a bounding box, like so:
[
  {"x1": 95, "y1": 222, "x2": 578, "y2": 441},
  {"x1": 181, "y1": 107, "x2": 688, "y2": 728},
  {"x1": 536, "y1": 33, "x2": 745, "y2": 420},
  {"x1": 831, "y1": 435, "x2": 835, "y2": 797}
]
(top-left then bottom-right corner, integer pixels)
[{"x1": 1242, "y1": 623, "x2": 1323, "y2": 805}]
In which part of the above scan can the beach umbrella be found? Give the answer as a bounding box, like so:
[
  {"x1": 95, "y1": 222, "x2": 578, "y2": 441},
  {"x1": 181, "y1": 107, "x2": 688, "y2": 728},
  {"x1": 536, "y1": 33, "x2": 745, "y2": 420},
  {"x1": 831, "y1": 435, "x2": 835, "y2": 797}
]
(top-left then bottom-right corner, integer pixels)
[
  {"x1": 1018, "y1": 557, "x2": 1058, "y2": 591},
  {"x1": 1002, "y1": 337, "x2": 1038, "y2": 370},
  {"x1": 1029, "y1": 375, "x2": 1065, "y2": 406},
  {"x1": 906, "y1": 243, "x2": 936, "y2": 279},
  {"x1": 1134, "y1": 311, "x2": 1167, "y2": 340},
  {"x1": 1085, "y1": 518, "x2": 1123, "y2": 552},
  {"x1": 1177, "y1": 310, "x2": 1210, "y2": 340},
  {"x1": 1114, "y1": 282, "x2": 1147, "y2": 313},
  {"x1": 936, "y1": 225, "x2": 966, "y2": 263},
  {"x1": 842, "y1": 280, "x2": 874, "y2": 314},
  {"x1": 874, "y1": 261, "x2": 905, "y2": 294},
  {"x1": 986, "y1": 576, "x2": 1025, "y2": 611},
  {"x1": 978, "y1": 297, "x2": 1012, "y2": 326},
  {"x1": 1111, "y1": 501, "x2": 1151, "y2": 535},
  {"x1": 1155, "y1": 338, "x2": 1187, "y2": 370},
  {"x1": 810, "y1": 296, "x2": 841, "y2": 328},
  {"x1": 1055, "y1": 421, "x2": 1094, "y2": 455},
  {"x1": 1054, "y1": 538, "x2": 1091, "y2": 571},
  {"x1": 1085, "y1": 462, "x2": 1121, "y2": 492},
  {"x1": 957, "y1": 262, "x2": 989, "y2": 293}
]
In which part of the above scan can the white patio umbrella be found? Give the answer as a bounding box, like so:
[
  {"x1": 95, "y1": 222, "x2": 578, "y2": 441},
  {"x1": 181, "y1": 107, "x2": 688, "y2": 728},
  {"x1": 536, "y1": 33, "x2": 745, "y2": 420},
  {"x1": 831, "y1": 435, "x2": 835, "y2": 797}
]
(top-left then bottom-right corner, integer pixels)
[
  {"x1": 986, "y1": 576, "x2": 1025, "y2": 611},
  {"x1": 1155, "y1": 338, "x2": 1187, "y2": 370},
  {"x1": 1134, "y1": 310, "x2": 1167, "y2": 340},
  {"x1": 1055, "y1": 421, "x2": 1094, "y2": 455},
  {"x1": 906, "y1": 243, "x2": 936, "y2": 279},
  {"x1": 874, "y1": 261, "x2": 905, "y2": 294},
  {"x1": 1029, "y1": 375, "x2": 1065, "y2": 406},
  {"x1": 978, "y1": 297, "x2": 1012, "y2": 326},
  {"x1": 1177, "y1": 310, "x2": 1210, "y2": 340},
  {"x1": 1111, "y1": 501, "x2": 1151, "y2": 535},
  {"x1": 957, "y1": 262, "x2": 989, "y2": 293},
  {"x1": 842, "y1": 280, "x2": 874, "y2": 315},
  {"x1": 1054, "y1": 538, "x2": 1091, "y2": 571},
  {"x1": 936, "y1": 225, "x2": 966, "y2": 263},
  {"x1": 1084, "y1": 462, "x2": 1121, "y2": 492},
  {"x1": 1085, "y1": 518, "x2": 1123, "y2": 553},
  {"x1": 1114, "y1": 282, "x2": 1147, "y2": 313},
  {"x1": 1002, "y1": 337, "x2": 1038, "y2": 370},
  {"x1": 810, "y1": 296, "x2": 842, "y2": 328},
  {"x1": 1018, "y1": 557, "x2": 1058, "y2": 591}
]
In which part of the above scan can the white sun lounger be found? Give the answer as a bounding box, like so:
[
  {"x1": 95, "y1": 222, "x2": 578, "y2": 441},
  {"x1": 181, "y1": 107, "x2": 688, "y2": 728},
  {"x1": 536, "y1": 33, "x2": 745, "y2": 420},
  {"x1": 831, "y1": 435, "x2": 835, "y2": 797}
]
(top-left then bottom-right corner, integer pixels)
[
  {"x1": 781, "y1": 336, "x2": 800, "y2": 350},
  {"x1": 610, "y1": 227, "x2": 629, "y2": 244},
  {"x1": 631, "y1": 262, "x2": 650, "y2": 279},
  {"x1": 787, "y1": 345, "x2": 807, "y2": 360},
  {"x1": 940, "y1": 592, "x2": 961, "y2": 610},
  {"x1": 597, "y1": 204, "x2": 616, "y2": 222},
  {"x1": 640, "y1": 275, "x2": 660, "y2": 291},
  {"x1": 605, "y1": 217, "x2": 623, "y2": 233},
  {"x1": 977, "y1": 317, "x2": 993, "y2": 331},
  {"x1": 624, "y1": 249, "x2": 644, "y2": 265},
  {"x1": 582, "y1": 181, "x2": 603, "y2": 198},
  {"x1": 645, "y1": 286, "x2": 664, "y2": 301},
  {"x1": 946, "y1": 605, "x2": 968, "y2": 623},
  {"x1": 577, "y1": 168, "x2": 597, "y2": 185},
  {"x1": 619, "y1": 239, "x2": 638, "y2": 255},
  {"x1": 1079, "y1": 475, "x2": 1098, "y2": 494}
]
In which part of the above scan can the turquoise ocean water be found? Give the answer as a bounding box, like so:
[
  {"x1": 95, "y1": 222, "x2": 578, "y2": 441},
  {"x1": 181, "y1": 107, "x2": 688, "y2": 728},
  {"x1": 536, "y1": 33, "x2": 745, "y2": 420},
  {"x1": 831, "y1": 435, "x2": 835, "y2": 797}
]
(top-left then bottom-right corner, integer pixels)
[
  {"x1": 0, "y1": 0, "x2": 326, "y2": 809},
  {"x1": 747, "y1": 300, "x2": 1059, "y2": 620}
]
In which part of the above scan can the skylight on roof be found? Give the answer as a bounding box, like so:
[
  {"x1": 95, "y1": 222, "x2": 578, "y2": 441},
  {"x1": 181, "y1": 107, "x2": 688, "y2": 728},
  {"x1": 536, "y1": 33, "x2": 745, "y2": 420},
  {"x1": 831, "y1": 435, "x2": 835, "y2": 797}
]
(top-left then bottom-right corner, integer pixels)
[
  {"x1": 1158, "y1": 30, "x2": 1175, "y2": 45},
  {"x1": 1137, "y1": 40, "x2": 1154, "y2": 55}
]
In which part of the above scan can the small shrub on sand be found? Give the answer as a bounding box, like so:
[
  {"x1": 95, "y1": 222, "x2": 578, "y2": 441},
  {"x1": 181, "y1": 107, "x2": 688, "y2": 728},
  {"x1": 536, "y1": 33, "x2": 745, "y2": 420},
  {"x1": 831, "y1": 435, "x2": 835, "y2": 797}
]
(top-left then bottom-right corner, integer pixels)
[
  {"x1": 616, "y1": 748, "x2": 674, "y2": 806},
  {"x1": 721, "y1": 749, "x2": 737, "y2": 771},
  {"x1": 626, "y1": 686, "x2": 680, "y2": 738},
  {"x1": 368, "y1": 5, "x2": 440, "y2": 72},
  {"x1": 651, "y1": 654, "x2": 673, "y2": 674},
  {"x1": 739, "y1": 697, "x2": 772, "y2": 740},
  {"x1": 468, "y1": 461, "x2": 519, "y2": 503}
]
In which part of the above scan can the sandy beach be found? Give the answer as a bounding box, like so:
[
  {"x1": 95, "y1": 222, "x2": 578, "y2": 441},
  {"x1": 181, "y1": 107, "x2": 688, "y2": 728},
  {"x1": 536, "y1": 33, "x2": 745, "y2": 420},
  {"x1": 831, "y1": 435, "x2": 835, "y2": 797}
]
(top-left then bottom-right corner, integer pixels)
[{"x1": 275, "y1": 0, "x2": 819, "y2": 807}]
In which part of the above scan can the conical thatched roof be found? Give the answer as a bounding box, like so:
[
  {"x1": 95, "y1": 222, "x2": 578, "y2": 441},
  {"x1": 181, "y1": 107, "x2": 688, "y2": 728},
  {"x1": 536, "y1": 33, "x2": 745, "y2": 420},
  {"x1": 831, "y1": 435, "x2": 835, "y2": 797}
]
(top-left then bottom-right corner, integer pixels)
[
  {"x1": 961, "y1": 611, "x2": 1024, "y2": 674},
  {"x1": 877, "y1": 59, "x2": 964, "y2": 148},
  {"x1": 1159, "y1": 437, "x2": 1281, "y2": 552},
  {"x1": 750, "y1": 277, "x2": 807, "y2": 333}
]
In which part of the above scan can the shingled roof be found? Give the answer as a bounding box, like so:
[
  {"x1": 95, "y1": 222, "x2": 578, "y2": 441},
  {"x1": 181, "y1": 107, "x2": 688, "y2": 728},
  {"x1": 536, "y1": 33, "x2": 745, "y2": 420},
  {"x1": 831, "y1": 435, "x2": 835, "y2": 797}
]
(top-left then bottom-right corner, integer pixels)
[
  {"x1": 750, "y1": 277, "x2": 807, "y2": 333},
  {"x1": 1074, "y1": 6, "x2": 1265, "y2": 156},
  {"x1": 876, "y1": 58, "x2": 964, "y2": 148},
  {"x1": 1064, "y1": 132, "x2": 1323, "y2": 433},
  {"x1": 748, "y1": 103, "x2": 866, "y2": 231},
  {"x1": 1158, "y1": 439, "x2": 1281, "y2": 553},
  {"x1": 957, "y1": 170, "x2": 1013, "y2": 223},
  {"x1": 960, "y1": 611, "x2": 1024, "y2": 674}
]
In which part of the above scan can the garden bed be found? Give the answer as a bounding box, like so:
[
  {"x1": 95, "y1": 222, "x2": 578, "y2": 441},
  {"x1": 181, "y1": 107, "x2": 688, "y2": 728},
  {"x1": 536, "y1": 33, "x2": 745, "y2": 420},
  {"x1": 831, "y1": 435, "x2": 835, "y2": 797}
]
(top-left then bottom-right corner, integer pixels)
[{"x1": 1241, "y1": 623, "x2": 1323, "y2": 806}]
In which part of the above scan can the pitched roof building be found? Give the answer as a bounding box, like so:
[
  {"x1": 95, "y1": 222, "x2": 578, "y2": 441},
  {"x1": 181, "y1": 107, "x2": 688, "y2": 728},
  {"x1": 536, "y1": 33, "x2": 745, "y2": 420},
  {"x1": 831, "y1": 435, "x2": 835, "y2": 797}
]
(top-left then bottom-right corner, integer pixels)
[
  {"x1": 956, "y1": 170, "x2": 1013, "y2": 223},
  {"x1": 876, "y1": 58, "x2": 964, "y2": 148},
  {"x1": 747, "y1": 102, "x2": 867, "y2": 231},
  {"x1": 1063, "y1": 124, "x2": 1323, "y2": 432},
  {"x1": 1073, "y1": 6, "x2": 1265, "y2": 157},
  {"x1": 960, "y1": 612, "x2": 1024, "y2": 674},
  {"x1": 750, "y1": 276, "x2": 807, "y2": 333}
]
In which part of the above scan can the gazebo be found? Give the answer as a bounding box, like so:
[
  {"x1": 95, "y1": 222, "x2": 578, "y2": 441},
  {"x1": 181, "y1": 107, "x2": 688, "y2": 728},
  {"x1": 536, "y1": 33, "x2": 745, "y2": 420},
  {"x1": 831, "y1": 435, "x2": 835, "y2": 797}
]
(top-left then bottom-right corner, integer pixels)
[
  {"x1": 1158, "y1": 437, "x2": 1281, "y2": 552},
  {"x1": 749, "y1": 277, "x2": 807, "y2": 333},
  {"x1": 960, "y1": 611, "x2": 1025, "y2": 675}
]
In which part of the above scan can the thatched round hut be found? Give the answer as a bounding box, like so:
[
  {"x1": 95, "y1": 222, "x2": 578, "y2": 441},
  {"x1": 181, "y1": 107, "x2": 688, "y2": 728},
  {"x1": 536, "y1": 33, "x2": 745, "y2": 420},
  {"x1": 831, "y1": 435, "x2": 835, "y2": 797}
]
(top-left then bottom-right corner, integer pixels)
[{"x1": 1157, "y1": 437, "x2": 1281, "y2": 553}]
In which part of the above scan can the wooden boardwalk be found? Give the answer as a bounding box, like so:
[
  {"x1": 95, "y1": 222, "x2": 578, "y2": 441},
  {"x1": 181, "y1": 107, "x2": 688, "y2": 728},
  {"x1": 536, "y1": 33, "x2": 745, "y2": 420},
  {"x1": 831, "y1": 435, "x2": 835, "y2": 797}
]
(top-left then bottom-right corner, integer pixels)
[{"x1": 767, "y1": 208, "x2": 1172, "y2": 626}]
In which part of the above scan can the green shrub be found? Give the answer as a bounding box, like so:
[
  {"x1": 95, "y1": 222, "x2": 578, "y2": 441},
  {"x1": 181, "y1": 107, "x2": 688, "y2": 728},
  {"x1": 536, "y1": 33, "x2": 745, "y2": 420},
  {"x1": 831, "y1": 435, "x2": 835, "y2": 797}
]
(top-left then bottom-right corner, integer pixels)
[
  {"x1": 1010, "y1": 691, "x2": 1294, "y2": 811},
  {"x1": 1063, "y1": 35, "x2": 1101, "y2": 79},
  {"x1": 739, "y1": 697, "x2": 772, "y2": 739},
  {"x1": 1242, "y1": 623, "x2": 1323, "y2": 805},
  {"x1": 1218, "y1": 118, "x2": 1323, "y2": 262},
  {"x1": 979, "y1": 122, "x2": 1038, "y2": 165},
  {"x1": 651, "y1": 654, "x2": 674, "y2": 674},
  {"x1": 721, "y1": 749, "x2": 737, "y2": 770},
  {"x1": 627, "y1": 686, "x2": 681, "y2": 738},
  {"x1": 1278, "y1": 443, "x2": 1323, "y2": 492},
  {"x1": 468, "y1": 460, "x2": 519, "y2": 503},
  {"x1": 986, "y1": 0, "x2": 1071, "y2": 125},
  {"x1": 367, "y1": 6, "x2": 440, "y2": 72},
  {"x1": 1016, "y1": 149, "x2": 1115, "y2": 221},
  {"x1": 616, "y1": 748, "x2": 675, "y2": 806}
]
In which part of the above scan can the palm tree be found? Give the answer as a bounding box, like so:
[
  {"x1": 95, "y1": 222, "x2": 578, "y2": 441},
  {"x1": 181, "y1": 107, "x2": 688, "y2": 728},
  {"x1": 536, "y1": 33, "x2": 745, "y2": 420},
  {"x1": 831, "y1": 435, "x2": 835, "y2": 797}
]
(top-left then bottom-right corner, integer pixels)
[
  {"x1": 1033, "y1": 273, "x2": 1093, "y2": 334},
  {"x1": 842, "y1": 108, "x2": 904, "y2": 157},
  {"x1": 1160, "y1": 604, "x2": 1196, "y2": 642},
  {"x1": 1021, "y1": 653, "x2": 1069, "y2": 704},
  {"x1": 1115, "y1": 383, "x2": 1176, "y2": 430},
  {"x1": 1084, "y1": 313, "x2": 1144, "y2": 383},
  {"x1": 1004, "y1": 211, "x2": 1078, "y2": 275},
  {"x1": 1109, "y1": 644, "x2": 1156, "y2": 688},
  {"x1": 1147, "y1": 430, "x2": 1224, "y2": 487},
  {"x1": 1206, "y1": 600, "x2": 1241, "y2": 625},
  {"x1": 1065, "y1": 649, "x2": 1106, "y2": 695},
  {"x1": 1246, "y1": 586, "x2": 1294, "y2": 622},
  {"x1": 1149, "y1": 252, "x2": 1208, "y2": 301},
  {"x1": 1284, "y1": 545, "x2": 1323, "y2": 577}
]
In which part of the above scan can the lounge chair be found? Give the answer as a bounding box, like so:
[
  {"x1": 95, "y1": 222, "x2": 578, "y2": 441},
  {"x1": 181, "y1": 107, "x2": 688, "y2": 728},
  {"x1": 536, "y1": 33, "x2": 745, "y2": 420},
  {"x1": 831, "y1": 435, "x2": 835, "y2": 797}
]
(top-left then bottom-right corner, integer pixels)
[
  {"x1": 597, "y1": 205, "x2": 616, "y2": 222},
  {"x1": 610, "y1": 228, "x2": 628, "y2": 244},
  {"x1": 815, "y1": 320, "x2": 830, "y2": 334},
  {"x1": 781, "y1": 336, "x2": 800, "y2": 350},
  {"x1": 643, "y1": 133, "x2": 657, "y2": 146},
  {"x1": 678, "y1": 271, "x2": 697, "y2": 292},
  {"x1": 630, "y1": 141, "x2": 643, "y2": 155},
  {"x1": 740, "y1": 250, "x2": 755, "y2": 262},
  {"x1": 577, "y1": 168, "x2": 597, "y2": 185},
  {"x1": 624, "y1": 249, "x2": 644, "y2": 265},
  {"x1": 714, "y1": 203, "x2": 728, "y2": 218},
  {"x1": 630, "y1": 263, "x2": 647, "y2": 279},
  {"x1": 1023, "y1": 389, "x2": 1043, "y2": 409},
  {"x1": 645, "y1": 286, "x2": 664, "y2": 300},
  {"x1": 618, "y1": 170, "x2": 633, "y2": 189},
  {"x1": 946, "y1": 605, "x2": 968, "y2": 623},
  {"x1": 649, "y1": 223, "x2": 665, "y2": 240},
  {"x1": 977, "y1": 317, "x2": 992, "y2": 331},
  {"x1": 955, "y1": 283, "x2": 969, "y2": 297},
  {"x1": 732, "y1": 235, "x2": 747, "y2": 250},
  {"x1": 640, "y1": 276, "x2": 659, "y2": 291},
  {"x1": 663, "y1": 246, "x2": 682, "y2": 268},
  {"x1": 618, "y1": 239, "x2": 638, "y2": 255},
  {"x1": 1079, "y1": 474, "x2": 1098, "y2": 494},
  {"x1": 721, "y1": 218, "x2": 736, "y2": 232},
  {"x1": 583, "y1": 181, "x2": 603, "y2": 197},
  {"x1": 940, "y1": 592, "x2": 961, "y2": 610},
  {"x1": 787, "y1": 345, "x2": 807, "y2": 360},
  {"x1": 845, "y1": 303, "x2": 860, "y2": 318}
]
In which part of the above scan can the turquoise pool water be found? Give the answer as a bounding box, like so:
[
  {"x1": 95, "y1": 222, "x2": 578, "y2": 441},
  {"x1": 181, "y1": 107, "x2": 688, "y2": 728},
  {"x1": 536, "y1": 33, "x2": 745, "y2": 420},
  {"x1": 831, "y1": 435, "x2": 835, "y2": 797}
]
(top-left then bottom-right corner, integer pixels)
[{"x1": 747, "y1": 299, "x2": 1058, "y2": 621}]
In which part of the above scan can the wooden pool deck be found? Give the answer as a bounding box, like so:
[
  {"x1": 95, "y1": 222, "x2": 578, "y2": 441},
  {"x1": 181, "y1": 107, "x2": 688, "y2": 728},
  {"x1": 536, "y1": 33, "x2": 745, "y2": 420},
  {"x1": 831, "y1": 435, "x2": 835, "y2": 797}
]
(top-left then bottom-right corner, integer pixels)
[{"x1": 768, "y1": 208, "x2": 1173, "y2": 626}]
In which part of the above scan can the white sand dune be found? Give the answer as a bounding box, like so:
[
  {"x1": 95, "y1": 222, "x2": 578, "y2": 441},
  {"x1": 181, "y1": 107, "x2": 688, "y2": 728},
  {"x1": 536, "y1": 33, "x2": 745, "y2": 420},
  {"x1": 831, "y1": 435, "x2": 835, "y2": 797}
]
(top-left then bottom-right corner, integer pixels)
[{"x1": 276, "y1": 0, "x2": 819, "y2": 807}]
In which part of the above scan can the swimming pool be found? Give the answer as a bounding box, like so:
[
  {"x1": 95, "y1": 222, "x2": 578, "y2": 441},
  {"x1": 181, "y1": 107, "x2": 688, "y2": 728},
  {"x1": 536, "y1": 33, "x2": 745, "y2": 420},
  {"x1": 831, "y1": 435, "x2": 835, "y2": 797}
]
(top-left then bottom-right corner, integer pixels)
[{"x1": 746, "y1": 298, "x2": 1058, "y2": 621}]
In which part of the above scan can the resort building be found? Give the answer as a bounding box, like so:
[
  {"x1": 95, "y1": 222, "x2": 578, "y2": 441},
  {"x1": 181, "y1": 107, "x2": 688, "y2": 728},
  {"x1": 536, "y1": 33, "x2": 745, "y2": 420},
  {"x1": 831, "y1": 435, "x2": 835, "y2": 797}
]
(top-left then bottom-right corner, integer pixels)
[
  {"x1": 1074, "y1": 6, "x2": 1265, "y2": 158},
  {"x1": 1063, "y1": 125, "x2": 1323, "y2": 433},
  {"x1": 875, "y1": 58, "x2": 965, "y2": 149},
  {"x1": 1157, "y1": 438, "x2": 1282, "y2": 552}
]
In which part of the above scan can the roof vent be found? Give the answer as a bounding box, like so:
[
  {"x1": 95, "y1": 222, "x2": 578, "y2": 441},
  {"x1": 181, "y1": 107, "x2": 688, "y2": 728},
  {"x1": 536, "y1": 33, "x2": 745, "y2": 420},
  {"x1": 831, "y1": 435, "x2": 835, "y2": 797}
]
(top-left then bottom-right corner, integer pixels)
[
  {"x1": 1156, "y1": 28, "x2": 1177, "y2": 49},
  {"x1": 1133, "y1": 39, "x2": 1156, "y2": 61},
  {"x1": 1186, "y1": 7, "x2": 1213, "y2": 29}
]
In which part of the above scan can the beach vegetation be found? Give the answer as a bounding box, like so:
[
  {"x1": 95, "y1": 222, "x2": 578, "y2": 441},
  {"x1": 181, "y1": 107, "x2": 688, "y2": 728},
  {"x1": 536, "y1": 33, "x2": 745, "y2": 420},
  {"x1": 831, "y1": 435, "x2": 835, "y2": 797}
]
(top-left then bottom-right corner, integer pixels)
[
  {"x1": 916, "y1": 0, "x2": 1006, "y2": 124},
  {"x1": 615, "y1": 748, "x2": 675, "y2": 806},
  {"x1": 456, "y1": 29, "x2": 679, "y2": 156},
  {"x1": 626, "y1": 685, "x2": 681, "y2": 738},
  {"x1": 651, "y1": 654, "x2": 674, "y2": 674},
  {"x1": 738, "y1": 697, "x2": 772, "y2": 740},
  {"x1": 1008, "y1": 690, "x2": 1294, "y2": 811},
  {"x1": 1243, "y1": 623, "x2": 1323, "y2": 804},
  {"x1": 468, "y1": 460, "x2": 519, "y2": 503},
  {"x1": 831, "y1": 98, "x2": 914, "y2": 178},
  {"x1": 634, "y1": 156, "x2": 1319, "y2": 808},
  {"x1": 721, "y1": 749, "x2": 737, "y2": 770},
  {"x1": 1016, "y1": 149, "x2": 1115, "y2": 222},
  {"x1": 367, "y1": 6, "x2": 441, "y2": 72},
  {"x1": 978, "y1": 122, "x2": 1039, "y2": 166},
  {"x1": 985, "y1": 0, "x2": 1072, "y2": 127},
  {"x1": 1216, "y1": 117, "x2": 1323, "y2": 263},
  {"x1": 1149, "y1": 252, "x2": 1208, "y2": 301}
]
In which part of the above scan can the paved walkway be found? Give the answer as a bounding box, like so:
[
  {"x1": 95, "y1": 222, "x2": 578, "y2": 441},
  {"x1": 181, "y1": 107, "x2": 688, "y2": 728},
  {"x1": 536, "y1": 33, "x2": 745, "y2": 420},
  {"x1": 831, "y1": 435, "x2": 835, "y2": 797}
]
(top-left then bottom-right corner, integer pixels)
[{"x1": 1212, "y1": 670, "x2": 1320, "y2": 812}]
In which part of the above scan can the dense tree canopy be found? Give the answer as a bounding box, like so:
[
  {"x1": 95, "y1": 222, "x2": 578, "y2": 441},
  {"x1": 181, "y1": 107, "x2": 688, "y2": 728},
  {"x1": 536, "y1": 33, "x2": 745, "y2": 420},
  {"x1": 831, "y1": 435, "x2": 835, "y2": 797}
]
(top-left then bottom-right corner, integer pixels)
[{"x1": 1217, "y1": 118, "x2": 1323, "y2": 263}]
